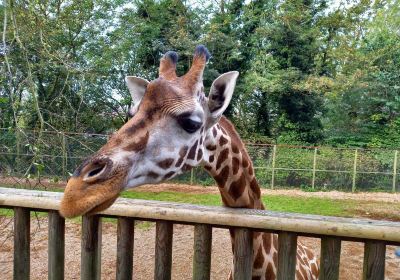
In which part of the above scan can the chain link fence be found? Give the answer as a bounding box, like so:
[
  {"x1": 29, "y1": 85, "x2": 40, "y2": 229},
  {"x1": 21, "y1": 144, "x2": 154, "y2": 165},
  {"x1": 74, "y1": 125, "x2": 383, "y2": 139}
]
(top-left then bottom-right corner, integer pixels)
[{"x1": 0, "y1": 128, "x2": 399, "y2": 192}]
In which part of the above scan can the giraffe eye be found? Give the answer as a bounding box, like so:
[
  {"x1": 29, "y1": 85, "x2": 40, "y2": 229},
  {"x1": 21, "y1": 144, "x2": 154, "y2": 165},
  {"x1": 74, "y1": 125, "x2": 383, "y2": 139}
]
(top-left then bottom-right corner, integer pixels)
[{"x1": 177, "y1": 117, "x2": 202, "y2": 133}]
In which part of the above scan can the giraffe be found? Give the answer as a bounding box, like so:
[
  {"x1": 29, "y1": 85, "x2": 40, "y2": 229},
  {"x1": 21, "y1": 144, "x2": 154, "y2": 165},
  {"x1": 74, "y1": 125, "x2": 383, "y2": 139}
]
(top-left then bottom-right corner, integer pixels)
[{"x1": 60, "y1": 45, "x2": 319, "y2": 280}]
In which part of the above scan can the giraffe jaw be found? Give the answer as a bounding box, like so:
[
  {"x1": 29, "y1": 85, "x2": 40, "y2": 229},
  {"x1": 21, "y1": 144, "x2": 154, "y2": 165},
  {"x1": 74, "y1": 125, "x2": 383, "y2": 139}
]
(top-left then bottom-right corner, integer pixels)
[{"x1": 59, "y1": 175, "x2": 125, "y2": 218}]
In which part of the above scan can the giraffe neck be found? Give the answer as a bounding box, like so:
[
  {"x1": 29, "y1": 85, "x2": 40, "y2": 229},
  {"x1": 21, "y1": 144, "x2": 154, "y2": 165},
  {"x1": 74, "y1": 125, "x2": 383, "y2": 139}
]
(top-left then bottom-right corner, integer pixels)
[{"x1": 202, "y1": 116, "x2": 264, "y2": 210}]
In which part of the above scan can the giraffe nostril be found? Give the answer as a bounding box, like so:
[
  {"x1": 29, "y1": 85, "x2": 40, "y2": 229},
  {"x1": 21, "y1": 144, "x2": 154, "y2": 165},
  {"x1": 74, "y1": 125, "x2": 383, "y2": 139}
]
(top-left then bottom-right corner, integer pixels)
[
  {"x1": 87, "y1": 165, "x2": 105, "y2": 178},
  {"x1": 82, "y1": 159, "x2": 112, "y2": 182}
]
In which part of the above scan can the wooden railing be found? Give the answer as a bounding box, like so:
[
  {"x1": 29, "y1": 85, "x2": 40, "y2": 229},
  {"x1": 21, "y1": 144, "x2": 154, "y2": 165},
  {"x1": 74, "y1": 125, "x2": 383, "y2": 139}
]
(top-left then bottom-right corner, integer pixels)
[{"x1": 0, "y1": 187, "x2": 399, "y2": 280}]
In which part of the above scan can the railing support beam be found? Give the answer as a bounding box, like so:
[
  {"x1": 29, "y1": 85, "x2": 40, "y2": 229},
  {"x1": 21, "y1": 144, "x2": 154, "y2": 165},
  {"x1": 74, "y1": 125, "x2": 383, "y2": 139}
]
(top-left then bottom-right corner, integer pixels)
[
  {"x1": 192, "y1": 224, "x2": 212, "y2": 280},
  {"x1": 320, "y1": 237, "x2": 341, "y2": 280},
  {"x1": 81, "y1": 215, "x2": 102, "y2": 280},
  {"x1": 48, "y1": 210, "x2": 65, "y2": 280},
  {"x1": 13, "y1": 207, "x2": 30, "y2": 280},
  {"x1": 116, "y1": 217, "x2": 135, "y2": 280},
  {"x1": 154, "y1": 221, "x2": 173, "y2": 280},
  {"x1": 233, "y1": 228, "x2": 253, "y2": 280},
  {"x1": 277, "y1": 232, "x2": 297, "y2": 280},
  {"x1": 363, "y1": 241, "x2": 386, "y2": 280}
]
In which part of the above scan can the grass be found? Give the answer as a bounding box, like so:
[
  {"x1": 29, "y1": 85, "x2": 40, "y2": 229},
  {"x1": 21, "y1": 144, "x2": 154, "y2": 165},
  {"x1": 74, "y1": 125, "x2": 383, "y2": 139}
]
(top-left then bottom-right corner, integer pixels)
[{"x1": 121, "y1": 190, "x2": 352, "y2": 217}]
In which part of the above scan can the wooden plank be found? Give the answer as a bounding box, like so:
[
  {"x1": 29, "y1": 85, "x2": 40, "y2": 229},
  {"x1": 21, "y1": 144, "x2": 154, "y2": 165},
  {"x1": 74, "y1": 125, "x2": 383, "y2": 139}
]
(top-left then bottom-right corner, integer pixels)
[
  {"x1": 362, "y1": 241, "x2": 386, "y2": 280},
  {"x1": 1, "y1": 188, "x2": 400, "y2": 243},
  {"x1": 13, "y1": 207, "x2": 30, "y2": 280},
  {"x1": 192, "y1": 225, "x2": 212, "y2": 280},
  {"x1": 48, "y1": 210, "x2": 65, "y2": 280},
  {"x1": 233, "y1": 228, "x2": 253, "y2": 280},
  {"x1": 81, "y1": 215, "x2": 102, "y2": 280},
  {"x1": 277, "y1": 232, "x2": 297, "y2": 280},
  {"x1": 320, "y1": 237, "x2": 341, "y2": 280},
  {"x1": 154, "y1": 221, "x2": 173, "y2": 280},
  {"x1": 116, "y1": 217, "x2": 134, "y2": 280}
]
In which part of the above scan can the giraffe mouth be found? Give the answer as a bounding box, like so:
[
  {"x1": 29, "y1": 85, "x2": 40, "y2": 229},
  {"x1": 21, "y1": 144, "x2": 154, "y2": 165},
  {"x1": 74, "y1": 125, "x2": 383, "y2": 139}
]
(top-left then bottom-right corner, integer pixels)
[{"x1": 59, "y1": 175, "x2": 125, "y2": 218}]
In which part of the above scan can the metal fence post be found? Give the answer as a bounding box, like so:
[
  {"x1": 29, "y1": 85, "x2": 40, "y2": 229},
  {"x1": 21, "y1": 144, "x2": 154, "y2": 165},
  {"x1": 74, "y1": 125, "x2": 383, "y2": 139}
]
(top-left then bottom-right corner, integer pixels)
[
  {"x1": 271, "y1": 145, "x2": 277, "y2": 189},
  {"x1": 352, "y1": 149, "x2": 358, "y2": 192},
  {"x1": 392, "y1": 150, "x2": 398, "y2": 193},
  {"x1": 312, "y1": 148, "x2": 318, "y2": 189},
  {"x1": 190, "y1": 169, "x2": 194, "y2": 185},
  {"x1": 62, "y1": 133, "x2": 67, "y2": 179}
]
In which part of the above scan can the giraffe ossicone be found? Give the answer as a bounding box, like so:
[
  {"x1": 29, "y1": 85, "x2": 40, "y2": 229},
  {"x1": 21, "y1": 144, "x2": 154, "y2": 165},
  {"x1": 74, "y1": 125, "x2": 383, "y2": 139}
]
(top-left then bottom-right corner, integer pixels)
[{"x1": 60, "y1": 45, "x2": 319, "y2": 280}]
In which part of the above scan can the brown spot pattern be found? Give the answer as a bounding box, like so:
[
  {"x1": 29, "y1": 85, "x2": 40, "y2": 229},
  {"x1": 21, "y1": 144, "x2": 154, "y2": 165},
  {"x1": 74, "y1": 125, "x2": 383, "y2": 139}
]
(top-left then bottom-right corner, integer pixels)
[
  {"x1": 187, "y1": 140, "x2": 198, "y2": 160},
  {"x1": 157, "y1": 158, "x2": 174, "y2": 169},
  {"x1": 216, "y1": 148, "x2": 229, "y2": 170},
  {"x1": 123, "y1": 132, "x2": 149, "y2": 152},
  {"x1": 147, "y1": 171, "x2": 159, "y2": 179},
  {"x1": 206, "y1": 144, "x2": 216, "y2": 151},
  {"x1": 265, "y1": 263, "x2": 275, "y2": 280},
  {"x1": 182, "y1": 164, "x2": 193, "y2": 172},
  {"x1": 242, "y1": 154, "x2": 249, "y2": 168},
  {"x1": 214, "y1": 166, "x2": 229, "y2": 186},
  {"x1": 219, "y1": 136, "x2": 228, "y2": 146},
  {"x1": 263, "y1": 234, "x2": 272, "y2": 254},
  {"x1": 232, "y1": 145, "x2": 239, "y2": 154},
  {"x1": 163, "y1": 171, "x2": 175, "y2": 180},
  {"x1": 212, "y1": 127, "x2": 217, "y2": 137},
  {"x1": 175, "y1": 146, "x2": 188, "y2": 167},
  {"x1": 253, "y1": 247, "x2": 264, "y2": 269},
  {"x1": 197, "y1": 149, "x2": 203, "y2": 161},
  {"x1": 232, "y1": 157, "x2": 240, "y2": 175},
  {"x1": 209, "y1": 155, "x2": 214, "y2": 163},
  {"x1": 250, "y1": 178, "x2": 261, "y2": 199},
  {"x1": 228, "y1": 173, "x2": 246, "y2": 201}
]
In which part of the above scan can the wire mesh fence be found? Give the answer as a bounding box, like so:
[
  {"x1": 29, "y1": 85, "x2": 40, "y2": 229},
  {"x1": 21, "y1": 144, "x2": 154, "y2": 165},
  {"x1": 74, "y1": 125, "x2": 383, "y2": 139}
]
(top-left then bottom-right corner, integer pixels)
[{"x1": 0, "y1": 128, "x2": 399, "y2": 192}]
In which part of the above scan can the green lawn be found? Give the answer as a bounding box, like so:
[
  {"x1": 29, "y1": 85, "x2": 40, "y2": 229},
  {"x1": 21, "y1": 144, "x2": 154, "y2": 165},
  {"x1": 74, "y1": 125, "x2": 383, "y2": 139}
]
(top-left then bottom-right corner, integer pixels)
[{"x1": 120, "y1": 191, "x2": 351, "y2": 217}]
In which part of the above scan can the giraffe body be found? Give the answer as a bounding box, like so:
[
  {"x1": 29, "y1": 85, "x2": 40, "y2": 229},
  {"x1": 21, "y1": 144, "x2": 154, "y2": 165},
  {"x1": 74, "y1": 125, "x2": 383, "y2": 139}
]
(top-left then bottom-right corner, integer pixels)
[{"x1": 60, "y1": 45, "x2": 319, "y2": 279}]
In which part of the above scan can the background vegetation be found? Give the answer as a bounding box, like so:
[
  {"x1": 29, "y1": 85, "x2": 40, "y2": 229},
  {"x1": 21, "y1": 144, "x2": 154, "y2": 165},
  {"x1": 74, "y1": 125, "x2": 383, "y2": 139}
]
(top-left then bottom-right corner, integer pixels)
[{"x1": 1, "y1": 0, "x2": 399, "y2": 148}]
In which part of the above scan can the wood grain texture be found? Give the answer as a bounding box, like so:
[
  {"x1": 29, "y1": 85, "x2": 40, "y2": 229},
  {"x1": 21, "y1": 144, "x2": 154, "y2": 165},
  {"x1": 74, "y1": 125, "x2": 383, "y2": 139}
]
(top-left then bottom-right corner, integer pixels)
[
  {"x1": 48, "y1": 210, "x2": 65, "y2": 280},
  {"x1": 81, "y1": 215, "x2": 102, "y2": 280},
  {"x1": 277, "y1": 232, "x2": 297, "y2": 280},
  {"x1": 362, "y1": 241, "x2": 386, "y2": 280},
  {"x1": 13, "y1": 207, "x2": 30, "y2": 280},
  {"x1": 154, "y1": 221, "x2": 173, "y2": 280},
  {"x1": 116, "y1": 217, "x2": 134, "y2": 280},
  {"x1": 192, "y1": 224, "x2": 212, "y2": 280},
  {"x1": 320, "y1": 237, "x2": 341, "y2": 280},
  {"x1": 233, "y1": 228, "x2": 253, "y2": 280},
  {"x1": 1, "y1": 188, "x2": 399, "y2": 244}
]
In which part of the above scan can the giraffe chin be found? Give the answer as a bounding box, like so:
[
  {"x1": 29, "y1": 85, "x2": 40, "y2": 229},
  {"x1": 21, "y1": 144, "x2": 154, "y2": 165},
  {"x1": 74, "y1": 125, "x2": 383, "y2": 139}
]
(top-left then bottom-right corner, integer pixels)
[{"x1": 59, "y1": 176, "x2": 124, "y2": 218}]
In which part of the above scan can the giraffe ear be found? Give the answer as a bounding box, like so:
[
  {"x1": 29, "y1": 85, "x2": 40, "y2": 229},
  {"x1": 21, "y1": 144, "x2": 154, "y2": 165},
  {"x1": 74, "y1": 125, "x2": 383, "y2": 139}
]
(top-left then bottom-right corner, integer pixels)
[
  {"x1": 125, "y1": 76, "x2": 149, "y2": 116},
  {"x1": 207, "y1": 71, "x2": 239, "y2": 123}
]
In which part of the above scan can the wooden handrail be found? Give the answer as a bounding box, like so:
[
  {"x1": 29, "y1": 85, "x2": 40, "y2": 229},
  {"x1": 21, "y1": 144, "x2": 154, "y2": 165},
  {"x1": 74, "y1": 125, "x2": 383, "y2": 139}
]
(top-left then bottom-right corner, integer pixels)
[{"x1": 1, "y1": 187, "x2": 400, "y2": 244}]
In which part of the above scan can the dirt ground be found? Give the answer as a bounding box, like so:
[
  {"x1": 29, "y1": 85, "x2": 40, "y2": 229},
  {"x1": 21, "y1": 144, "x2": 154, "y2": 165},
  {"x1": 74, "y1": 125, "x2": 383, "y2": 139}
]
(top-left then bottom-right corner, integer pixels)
[{"x1": 0, "y1": 183, "x2": 399, "y2": 279}]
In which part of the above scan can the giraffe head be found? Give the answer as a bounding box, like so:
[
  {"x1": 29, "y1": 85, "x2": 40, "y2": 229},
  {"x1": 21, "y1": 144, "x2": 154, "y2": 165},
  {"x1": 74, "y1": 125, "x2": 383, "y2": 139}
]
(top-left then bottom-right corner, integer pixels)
[{"x1": 60, "y1": 45, "x2": 239, "y2": 218}]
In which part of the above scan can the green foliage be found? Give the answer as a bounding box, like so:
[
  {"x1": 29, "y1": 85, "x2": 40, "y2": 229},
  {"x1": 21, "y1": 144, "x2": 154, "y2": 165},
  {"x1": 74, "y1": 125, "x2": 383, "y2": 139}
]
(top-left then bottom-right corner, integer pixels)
[{"x1": 0, "y1": 0, "x2": 399, "y2": 149}]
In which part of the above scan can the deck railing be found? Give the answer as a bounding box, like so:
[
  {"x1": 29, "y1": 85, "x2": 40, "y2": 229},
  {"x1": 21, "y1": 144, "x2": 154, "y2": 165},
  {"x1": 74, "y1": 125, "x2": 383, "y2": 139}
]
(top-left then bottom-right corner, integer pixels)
[{"x1": 0, "y1": 187, "x2": 399, "y2": 280}]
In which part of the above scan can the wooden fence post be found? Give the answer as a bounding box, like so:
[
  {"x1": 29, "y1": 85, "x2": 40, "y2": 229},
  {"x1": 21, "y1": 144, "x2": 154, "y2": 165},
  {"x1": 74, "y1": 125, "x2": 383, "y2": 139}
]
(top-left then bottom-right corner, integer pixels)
[
  {"x1": 81, "y1": 215, "x2": 102, "y2": 280},
  {"x1": 116, "y1": 217, "x2": 135, "y2": 280},
  {"x1": 392, "y1": 150, "x2": 398, "y2": 192},
  {"x1": 312, "y1": 148, "x2": 318, "y2": 189},
  {"x1": 233, "y1": 228, "x2": 253, "y2": 280},
  {"x1": 352, "y1": 149, "x2": 358, "y2": 192},
  {"x1": 154, "y1": 221, "x2": 173, "y2": 280},
  {"x1": 320, "y1": 237, "x2": 341, "y2": 280},
  {"x1": 277, "y1": 232, "x2": 297, "y2": 280},
  {"x1": 362, "y1": 241, "x2": 386, "y2": 280},
  {"x1": 192, "y1": 225, "x2": 212, "y2": 280},
  {"x1": 271, "y1": 145, "x2": 277, "y2": 189},
  {"x1": 13, "y1": 207, "x2": 30, "y2": 280},
  {"x1": 48, "y1": 210, "x2": 65, "y2": 280}
]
